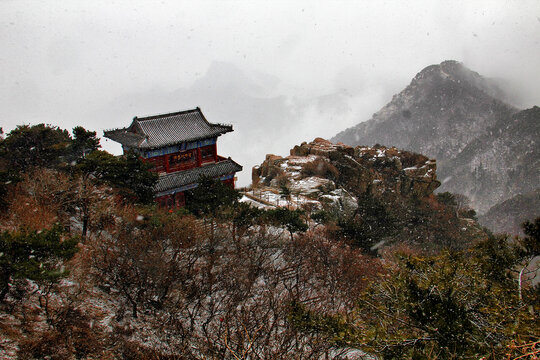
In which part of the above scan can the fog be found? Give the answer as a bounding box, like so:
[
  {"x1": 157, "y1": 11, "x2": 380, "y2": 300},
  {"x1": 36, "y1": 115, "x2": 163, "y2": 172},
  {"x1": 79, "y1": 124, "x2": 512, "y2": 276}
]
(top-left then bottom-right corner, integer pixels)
[{"x1": 1, "y1": 0, "x2": 539, "y2": 185}]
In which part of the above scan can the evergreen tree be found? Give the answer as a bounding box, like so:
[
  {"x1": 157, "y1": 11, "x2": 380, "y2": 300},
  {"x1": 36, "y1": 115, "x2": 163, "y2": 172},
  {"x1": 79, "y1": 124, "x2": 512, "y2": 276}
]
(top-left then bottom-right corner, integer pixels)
[
  {"x1": 0, "y1": 124, "x2": 72, "y2": 172},
  {"x1": 0, "y1": 226, "x2": 78, "y2": 301},
  {"x1": 185, "y1": 176, "x2": 241, "y2": 241},
  {"x1": 185, "y1": 175, "x2": 241, "y2": 218},
  {"x1": 78, "y1": 150, "x2": 158, "y2": 204},
  {"x1": 520, "y1": 217, "x2": 540, "y2": 257},
  {"x1": 265, "y1": 207, "x2": 308, "y2": 241},
  {"x1": 120, "y1": 151, "x2": 158, "y2": 204},
  {"x1": 70, "y1": 126, "x2": 101, "y2": 160},
  {"x1": 338, "y1": 192, "x2": 395, "y2": 255},
  {"x1": 225, "y1": 201, "x2": 262, "y2": 241},
  {"x1": 295, "y1": 230, "x2": 539, "y2": 359},
  {"x1": 0, "y1": 129, "x2": 18, "y2": 209},
  {"x1": 279, "y1": 185, "x2": 292, "y2": 208}
]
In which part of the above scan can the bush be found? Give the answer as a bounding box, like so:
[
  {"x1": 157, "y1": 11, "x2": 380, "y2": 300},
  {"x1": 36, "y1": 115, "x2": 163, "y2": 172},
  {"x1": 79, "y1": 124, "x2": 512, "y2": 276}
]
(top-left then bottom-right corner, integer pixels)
[
  {"x1": 301, "y1": 158, "x2": 339, "y2": 180},
  {"x1": 265, "y1": 207, "x2": 308, "y2": 240},
  {"x1": 436, "y1": 191, "x2": 457, "y2": 206},
  {"x1": 399, "y1": 151, "x2": 428, "y2": 169}
]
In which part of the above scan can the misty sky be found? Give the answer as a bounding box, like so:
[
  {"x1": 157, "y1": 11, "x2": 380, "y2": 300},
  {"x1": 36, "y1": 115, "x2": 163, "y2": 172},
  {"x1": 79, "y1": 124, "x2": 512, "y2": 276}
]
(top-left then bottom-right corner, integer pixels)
[{"x1": 2, "y1": 0, "x2": 539, "y2": 185}]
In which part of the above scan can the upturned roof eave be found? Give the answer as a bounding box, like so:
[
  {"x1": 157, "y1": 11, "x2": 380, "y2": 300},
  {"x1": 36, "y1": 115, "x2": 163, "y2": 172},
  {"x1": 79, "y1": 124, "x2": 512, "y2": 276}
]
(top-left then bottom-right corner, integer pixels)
[
  {"x1": 153, "y1": 159, "x2": 242, "y2": 194},
  {"x1": 103, "y1": 128, "x2": 146, "y2": 147}
]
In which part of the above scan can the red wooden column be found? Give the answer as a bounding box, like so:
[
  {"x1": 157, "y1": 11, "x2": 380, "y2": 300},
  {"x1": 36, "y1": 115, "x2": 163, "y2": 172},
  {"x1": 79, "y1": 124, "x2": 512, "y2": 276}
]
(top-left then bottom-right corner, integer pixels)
[
  {"x1": 176, "y1": 192, "x2": 185, "y2": 207},
  {"x1": 197, "y1": 148, "x2": 202, "y2": 166},
  {"x1": 213, "y1": 143, "x2": 218, "y2": 162},
  {"x1": 164, "y1": 154, "x2": 170, "y2": 173}
]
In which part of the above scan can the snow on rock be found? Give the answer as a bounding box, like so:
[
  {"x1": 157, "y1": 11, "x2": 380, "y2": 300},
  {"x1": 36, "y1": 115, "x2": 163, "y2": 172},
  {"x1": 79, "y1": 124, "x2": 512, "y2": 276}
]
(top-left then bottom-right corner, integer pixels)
[
  {"x1": 250, "y1": 138, "x2": 440, "y2": 214},
  {"x1": 289, "y1": 176, "x2": 335, "y2": 196}
]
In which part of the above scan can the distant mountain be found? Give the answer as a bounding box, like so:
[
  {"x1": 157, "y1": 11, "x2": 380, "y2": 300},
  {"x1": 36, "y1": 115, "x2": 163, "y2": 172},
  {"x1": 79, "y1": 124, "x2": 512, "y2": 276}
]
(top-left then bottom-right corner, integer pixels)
[
  {"x1": 332, "y1": 60, "x2": 539, "y2": 218},
  {"x1": 442, "y1": 106, "x2": 540, "y2": 215},
  {"x1": 479, "y1": 189, "x2": 540, "y2": 236}
]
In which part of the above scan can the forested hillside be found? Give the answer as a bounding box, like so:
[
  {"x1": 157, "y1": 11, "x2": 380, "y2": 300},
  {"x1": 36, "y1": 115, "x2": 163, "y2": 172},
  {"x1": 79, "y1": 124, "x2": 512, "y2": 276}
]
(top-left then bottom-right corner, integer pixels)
[{"x1": 0, "y1": 125, "x2": 538, "y2": 359}]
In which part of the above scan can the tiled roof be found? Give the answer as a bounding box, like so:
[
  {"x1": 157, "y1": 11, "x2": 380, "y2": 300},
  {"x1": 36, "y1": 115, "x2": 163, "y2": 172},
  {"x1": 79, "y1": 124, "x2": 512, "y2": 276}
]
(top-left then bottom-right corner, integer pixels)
[
  {"x1": 154, "y1": 159, "x2": 242, "y2": 194},
  {"x1": 104, "y1": 108, "x2": 233, "y2": 149}
]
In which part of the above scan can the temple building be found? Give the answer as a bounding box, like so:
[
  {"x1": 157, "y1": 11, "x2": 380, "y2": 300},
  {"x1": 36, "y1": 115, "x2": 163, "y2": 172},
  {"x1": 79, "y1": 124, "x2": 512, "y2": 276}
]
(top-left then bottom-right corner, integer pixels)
[{"x1": 104, "y1": 107, "x2": 242, "y2": 207}]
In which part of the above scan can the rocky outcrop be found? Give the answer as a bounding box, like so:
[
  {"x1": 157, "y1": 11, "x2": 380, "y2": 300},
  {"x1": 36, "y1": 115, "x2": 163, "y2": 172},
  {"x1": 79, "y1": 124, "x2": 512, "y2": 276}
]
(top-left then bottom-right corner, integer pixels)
[
  {"x1": 253, "y1": 137, "x2": 440, "y2": 201},
  {"x1": 250, "y1": 138, "x2": 486, "y2": 251}
]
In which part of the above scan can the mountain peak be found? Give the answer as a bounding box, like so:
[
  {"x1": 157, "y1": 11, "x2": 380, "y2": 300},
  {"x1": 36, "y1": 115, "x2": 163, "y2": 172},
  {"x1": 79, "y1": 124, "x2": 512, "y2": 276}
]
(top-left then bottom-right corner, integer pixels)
[
  {"x1": 410, "y1": 60, "x2": 509, "y2": 102},
  {"x1": 331, "y1": 61, "x2": 536, "y2": 215},
  {"x1": 414, "y1": 60, "x2": 463, "y2": 80}
]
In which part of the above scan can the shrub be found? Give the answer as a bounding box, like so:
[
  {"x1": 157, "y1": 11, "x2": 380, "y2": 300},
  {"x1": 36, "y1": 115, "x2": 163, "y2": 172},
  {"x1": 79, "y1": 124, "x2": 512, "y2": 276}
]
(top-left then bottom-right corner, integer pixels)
[
  {"x1": 301, "y1": 158, "x2": 339, "y2": 180},
  {"x1": 399, "y1": 151, "x2": 428, "y2": 169}
]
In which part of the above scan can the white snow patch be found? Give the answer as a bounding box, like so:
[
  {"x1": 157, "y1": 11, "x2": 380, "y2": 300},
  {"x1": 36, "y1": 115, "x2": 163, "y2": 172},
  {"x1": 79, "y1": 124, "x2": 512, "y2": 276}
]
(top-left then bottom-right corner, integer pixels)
[{"x1": 442, "y1": 176, "x2": 452, "y2": 184}]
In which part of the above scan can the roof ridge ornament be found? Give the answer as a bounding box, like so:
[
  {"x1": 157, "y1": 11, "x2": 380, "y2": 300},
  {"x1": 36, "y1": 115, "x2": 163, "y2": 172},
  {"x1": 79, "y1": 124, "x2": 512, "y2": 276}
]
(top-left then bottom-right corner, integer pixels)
[{"x1": 136, "y1": 108, "x2": 201, "y2": 121}]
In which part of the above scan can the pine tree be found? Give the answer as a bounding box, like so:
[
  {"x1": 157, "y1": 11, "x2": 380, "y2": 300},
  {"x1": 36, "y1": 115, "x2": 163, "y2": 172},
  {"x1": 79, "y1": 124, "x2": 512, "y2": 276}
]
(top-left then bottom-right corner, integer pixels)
[
  {"x1": 265, "y1": 207, "x2": 308, "y2": 241},
  {"x1": 70, "y1": 126, "x2": 101, "y2": 160},
  {"x1": 185, "y1": 175, "x2": 241, "y2": 218},
  {"x1": 0, "y1": 124, "x2": 72, "y2": 172},
  {"x1": 0, "y1": 226, "x2": 78, "y2": 301},
  {"x1": 77, "y1": 150, "x2": 158, "y2": 204}
]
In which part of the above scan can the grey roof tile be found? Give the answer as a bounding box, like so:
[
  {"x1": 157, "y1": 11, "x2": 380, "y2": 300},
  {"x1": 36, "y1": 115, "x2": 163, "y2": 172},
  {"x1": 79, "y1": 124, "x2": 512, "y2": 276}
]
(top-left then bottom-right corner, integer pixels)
[
  {"x1": 104, "y1": 108, "x2": 233, "y2": 149},
  {"x1": 154, "y1": 159, "x2": 242, "y2": 194}
]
